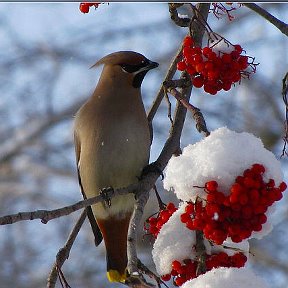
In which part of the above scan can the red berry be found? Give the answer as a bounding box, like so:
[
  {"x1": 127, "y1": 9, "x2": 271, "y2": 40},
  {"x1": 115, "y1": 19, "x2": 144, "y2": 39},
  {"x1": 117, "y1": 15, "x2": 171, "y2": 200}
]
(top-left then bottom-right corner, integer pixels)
[
  {"x1": 222, "y1": 81, "x2": 232, "y2": 91},
  {"x1": 202, "y1": 47, "x2": 212, "y2": 57},
  {"x1": 183, "y1": 36, "x2": 194, "y2": 47},
  {"x1": 171, "y1": 260, "x2": 182, "y2": 272},
  {"x1": 252, "y1": 163, "x2": 265, "y2": 174},
  {"x1": 161, "y1": 274, "x2": 171, "y2": 281},
  {"x1": 180, "y1": 212, "x2": 191, "y2": 223},
  {"x1": 222, "y1": 53, "x2": 232, "y2": 63},
  {"x1": 174, "y1": 276, "x2": 186, "y2": 286},
  {"x1": 193, "y1": 75, "x2": 204, "y2": 88},
  {"x1": 177, "y1": 61, "x2": 187, "y2": 71},
  {"x1": 195, "y1": 62, "x2": 205, "y2": 73},
  {"x1": 279, "y1": 181, "x2": 287, "y2": 192},
  {"x1": 160, "y1": 210, "x2": 170, "y2": 222},
  {"x1": 205, "y1": 180, "x2": 218, "y2": 192},
  {"x1": 79, "y1": 3, "x2": 90, "y2": 13},
  {"x1": 167, "y1": 202, "x2": 176, "y2": 212},
  {"x1": 238, "y1": 55, "x2": 249, "y2": 70},
  {"x1": 234, "y1": 44, "x2": 243, "y2": 53},
  {"x1": 186, "y1": 65, "x2": 196, "y2": 75}
]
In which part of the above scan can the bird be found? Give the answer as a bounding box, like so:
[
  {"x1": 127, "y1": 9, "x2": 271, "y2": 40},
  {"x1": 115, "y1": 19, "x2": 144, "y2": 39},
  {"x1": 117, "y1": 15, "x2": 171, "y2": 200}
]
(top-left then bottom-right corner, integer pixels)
[{"x1": 73, "y1": 51, "x2": 158, "y2": 283}]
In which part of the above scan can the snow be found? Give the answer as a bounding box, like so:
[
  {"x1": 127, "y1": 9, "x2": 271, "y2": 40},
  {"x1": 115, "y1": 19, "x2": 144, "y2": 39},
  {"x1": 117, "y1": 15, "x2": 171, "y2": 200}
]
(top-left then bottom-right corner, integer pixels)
[
  {"x1": 152, "y1": 204, "x2": 196, "y2": 275},
  {"x1": 205, "y1": 239, "x2": 249, "y2": 258},
  {"x1": 180, "y1": 267, "x2": 270, "y2": 288},
  {"x1": 163, "y1": 127, "x2": 284, "y2": 240},
  {"x1": 163, "y1": 127, "x2": 283, "y2": 202},
  {"x1": 211, "y1": 38, "x2": 235, "y2": 54}
]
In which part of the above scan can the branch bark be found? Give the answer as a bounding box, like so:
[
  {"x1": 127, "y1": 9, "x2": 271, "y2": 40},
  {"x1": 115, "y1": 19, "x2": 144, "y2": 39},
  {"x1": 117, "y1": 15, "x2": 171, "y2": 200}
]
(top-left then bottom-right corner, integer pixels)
[
  {"x1": 0, "y1": 185, "x2": 134, "y2": 225},
  {"x1": 47, "y1": 210, "x2": 87, "y2": 288},
  {"x1": 244, "y1": 3, "x2": 288, "y2": 37}
]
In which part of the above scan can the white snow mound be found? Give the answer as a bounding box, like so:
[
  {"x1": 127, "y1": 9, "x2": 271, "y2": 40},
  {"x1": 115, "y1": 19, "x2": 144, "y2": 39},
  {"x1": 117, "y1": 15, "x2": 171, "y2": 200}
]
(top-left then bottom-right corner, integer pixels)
[
  {"x1": 180, "y1": 267, "x2": 270, "y2": 288},
  {"x1": 152, "y1": 204, "x2": 196, "y2": 275},
  {"x1": 163, "y1": 127, "x2": 283, "y2": 202}
]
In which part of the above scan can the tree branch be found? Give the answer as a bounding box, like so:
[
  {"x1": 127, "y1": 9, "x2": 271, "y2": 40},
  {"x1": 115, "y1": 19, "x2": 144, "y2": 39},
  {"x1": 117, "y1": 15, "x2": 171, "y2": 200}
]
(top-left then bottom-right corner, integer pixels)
[
  {"x1": 164, "y1": 80, "x2": 210, "y2": 137},
  {"x1": 168, "y1": 3, "x2": 191, "y2": 27},
  {"x1": 47, "y1": 210, "x2": 87, "y2": 288},
  {"x1": 244, "y1": 3, "x2": 288, "y2": 37},
  {"x1": 0, "y1": 185, "x2": 135, "y2": 225},
  {"x1": 126, "y1": 3, "x2": 211, "y2": 283}
]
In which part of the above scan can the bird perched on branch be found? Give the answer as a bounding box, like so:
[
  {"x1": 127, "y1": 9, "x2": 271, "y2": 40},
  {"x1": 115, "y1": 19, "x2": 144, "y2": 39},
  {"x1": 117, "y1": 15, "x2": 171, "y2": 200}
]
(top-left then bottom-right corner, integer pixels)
[{"x1": 74, "y1": 51, "x2": 158, "y2": 283}]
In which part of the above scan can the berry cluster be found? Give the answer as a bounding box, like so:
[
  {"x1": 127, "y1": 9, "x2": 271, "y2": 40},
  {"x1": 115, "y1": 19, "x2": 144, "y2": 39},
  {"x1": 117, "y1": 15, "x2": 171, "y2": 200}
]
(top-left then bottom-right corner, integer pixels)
[
  {"x1": 177, "y1": 36, "x2": 257, "y2": 95},
  {"x1": 145, "y1": 203, "x2": 177, "y2": 237},
  {"x1": 180, "y1": 163, "x2": 287, "y2": 244},
  {"x1": 79, "y1": 2, "x2": 100, "y2": 13},
  {"x1": 161, "y1": 252, "x2": 247, "y2": 286}
]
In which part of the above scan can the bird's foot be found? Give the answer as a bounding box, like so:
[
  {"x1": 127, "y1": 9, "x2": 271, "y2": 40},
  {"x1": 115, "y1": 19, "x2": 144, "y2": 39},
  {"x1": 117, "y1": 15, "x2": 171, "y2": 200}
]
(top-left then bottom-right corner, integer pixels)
[
  {"x1": 140, "y1": 162, "x2": 164, "y2": 180},
  {"x1": 100, "y1": 186, "x2": 114, "y2": 207},
  {"x1": 125, "y1": 272, "x2": 155, "y2": 288}
]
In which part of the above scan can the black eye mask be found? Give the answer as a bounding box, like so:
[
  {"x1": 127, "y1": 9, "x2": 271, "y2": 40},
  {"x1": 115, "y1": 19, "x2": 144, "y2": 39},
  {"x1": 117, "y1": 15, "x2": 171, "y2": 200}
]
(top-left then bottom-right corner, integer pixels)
[{"x1": 120, "y1": 61, "x2": 148, "y2": 73}]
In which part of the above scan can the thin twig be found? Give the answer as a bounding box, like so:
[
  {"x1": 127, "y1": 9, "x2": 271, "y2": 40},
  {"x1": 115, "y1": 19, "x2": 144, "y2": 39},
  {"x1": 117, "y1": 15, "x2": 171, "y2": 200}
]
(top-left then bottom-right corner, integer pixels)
[
  {"x1": 137, "y1": 260, "x2": 169, "y2": 288},
  {"x1": 164, "y1": 83, "x2": 210, "y2": 137},
  {"x1": 153, "y1": 185, "x2": 166, "y2": 211},
  {"x1": 47, "y1": 210, "x2": 87, "y2": 288},
  {"x1": 147, "y1": 43, "x2": 184, "y2": 138},
  {"x1": 244, "y1": 3, "x2": 288, "y2": 37},
  {"x1": 164, "y1": 89, "x2": 174, "y2": 125},
  {"x1": 281, "y1": 72, "x2": 288, "y2": 157}
]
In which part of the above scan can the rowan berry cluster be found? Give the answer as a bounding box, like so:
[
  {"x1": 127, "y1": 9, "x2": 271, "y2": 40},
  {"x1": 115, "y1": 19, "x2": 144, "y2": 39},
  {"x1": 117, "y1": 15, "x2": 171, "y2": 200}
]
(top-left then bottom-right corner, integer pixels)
[
  {"x1": 161, "y1": 252, "x2": 247, "y2": 286},
  {"x1": 145, "y1": 202, "x2": 177, "y2": 237},
  {"x1": 180, "y1": 163, "x2": 287, "y2": 244},
  {"x1": 177, "y1": 36, "x2": 257, "y2": 95},
  {"x1": 79, "y1": 2, "x2": 100, "y2": 13}
]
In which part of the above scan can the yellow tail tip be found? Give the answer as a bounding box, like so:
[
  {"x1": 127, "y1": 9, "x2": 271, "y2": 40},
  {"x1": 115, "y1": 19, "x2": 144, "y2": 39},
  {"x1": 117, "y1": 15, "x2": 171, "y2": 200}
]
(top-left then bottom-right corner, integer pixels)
[{"x1": 107, "y1": 270, "x2": 127, "y2": 283}]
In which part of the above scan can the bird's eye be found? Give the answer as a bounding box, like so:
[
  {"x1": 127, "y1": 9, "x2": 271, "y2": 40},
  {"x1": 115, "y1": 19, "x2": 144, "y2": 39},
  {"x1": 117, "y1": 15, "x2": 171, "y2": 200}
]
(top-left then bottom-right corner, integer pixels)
[{"x1": 120, "y1": 64, "x2": 139, "y2": 73}]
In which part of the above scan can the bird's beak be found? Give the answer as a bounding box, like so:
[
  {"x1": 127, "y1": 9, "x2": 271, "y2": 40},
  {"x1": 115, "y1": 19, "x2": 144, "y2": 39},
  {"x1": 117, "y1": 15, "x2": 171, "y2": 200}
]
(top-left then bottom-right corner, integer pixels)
[
  {"x1": 136, "y1": 60, "x2": 159, "y2": 74},
  {"x1": 145, "y1": 61, "x2": 159, "y2": 71}
]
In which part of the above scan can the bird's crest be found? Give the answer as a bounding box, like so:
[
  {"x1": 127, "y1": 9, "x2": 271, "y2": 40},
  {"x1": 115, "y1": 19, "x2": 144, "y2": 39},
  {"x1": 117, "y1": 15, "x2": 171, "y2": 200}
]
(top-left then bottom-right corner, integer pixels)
[{"x1": 90, "y1": 51, "x2": 147, "y2": 69}]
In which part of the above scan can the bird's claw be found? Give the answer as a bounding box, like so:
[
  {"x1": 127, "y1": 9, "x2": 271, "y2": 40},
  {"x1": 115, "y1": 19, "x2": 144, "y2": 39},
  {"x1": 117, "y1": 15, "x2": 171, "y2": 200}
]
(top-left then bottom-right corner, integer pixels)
[
  {"x1": 125, "y1": 272, "x2": 155, "y2": 287},
  {"x1": 100, "y1": 187, "x2": 114, "y2": 207}
]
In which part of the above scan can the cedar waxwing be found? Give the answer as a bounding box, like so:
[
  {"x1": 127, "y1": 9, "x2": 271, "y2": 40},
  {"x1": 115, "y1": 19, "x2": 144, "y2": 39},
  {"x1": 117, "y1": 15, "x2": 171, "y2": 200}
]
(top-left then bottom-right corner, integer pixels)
[{"x1": 74, "y1": 51, "x2": 158, "y2": 283}]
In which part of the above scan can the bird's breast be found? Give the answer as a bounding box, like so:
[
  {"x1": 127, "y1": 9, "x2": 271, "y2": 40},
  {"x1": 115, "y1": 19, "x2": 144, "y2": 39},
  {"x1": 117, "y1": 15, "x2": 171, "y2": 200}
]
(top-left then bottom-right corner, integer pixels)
[{"x1": 75, "y1": 96, "x2": 150, "y2": 219}]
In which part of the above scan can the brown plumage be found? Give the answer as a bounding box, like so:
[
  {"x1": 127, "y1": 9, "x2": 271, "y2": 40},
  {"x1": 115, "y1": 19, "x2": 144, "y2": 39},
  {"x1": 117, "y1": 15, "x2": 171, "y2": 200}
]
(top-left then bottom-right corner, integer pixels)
[{"x1": 74, "y1": 51, "x2": 158, "y2": 282}]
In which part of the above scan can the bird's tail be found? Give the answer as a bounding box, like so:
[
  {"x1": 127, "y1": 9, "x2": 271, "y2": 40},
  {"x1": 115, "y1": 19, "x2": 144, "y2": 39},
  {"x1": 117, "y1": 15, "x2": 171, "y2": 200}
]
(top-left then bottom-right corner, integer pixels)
[{"x1": 97, "y1": 214, "x2": 132, "y2": 283}]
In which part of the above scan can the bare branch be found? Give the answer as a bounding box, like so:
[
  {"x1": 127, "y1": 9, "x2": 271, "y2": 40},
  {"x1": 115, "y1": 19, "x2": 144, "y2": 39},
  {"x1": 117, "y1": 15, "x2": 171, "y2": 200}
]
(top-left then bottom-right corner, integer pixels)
[
  {"x1": 168, "y1": 3, "x2": 191, "y2": 27},
  {"x1": 0, "y1": 185, "x2": 134, "y2": 225},
  {"x1": 164, "y1": 81, "x2": 210, "y2": 137},
  {"x1": 147, "y1": 43, "x2": 183, "y2": 139},
  {"x1": 47, "y1": 210, "x2": 87, "y2": 288},
  {"x1": 244, "y1": 3, "x2": 288, "y2": 37},
  {"x1": 281, "y1": 72, "x2": 288, "y2": 157}
]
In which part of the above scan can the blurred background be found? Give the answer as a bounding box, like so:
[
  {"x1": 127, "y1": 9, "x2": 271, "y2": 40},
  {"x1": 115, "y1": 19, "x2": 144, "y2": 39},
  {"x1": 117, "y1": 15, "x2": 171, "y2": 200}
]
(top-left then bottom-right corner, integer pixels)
[{"x1": 0, "y1": 3, "x2": 287, "y2": 288}]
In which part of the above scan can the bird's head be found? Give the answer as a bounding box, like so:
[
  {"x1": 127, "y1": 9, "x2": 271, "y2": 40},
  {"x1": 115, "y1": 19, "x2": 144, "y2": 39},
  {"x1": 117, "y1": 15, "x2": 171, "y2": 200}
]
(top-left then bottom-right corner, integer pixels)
[{"x1": 91, "y1": 51, "x2": 159, "y2": 88}]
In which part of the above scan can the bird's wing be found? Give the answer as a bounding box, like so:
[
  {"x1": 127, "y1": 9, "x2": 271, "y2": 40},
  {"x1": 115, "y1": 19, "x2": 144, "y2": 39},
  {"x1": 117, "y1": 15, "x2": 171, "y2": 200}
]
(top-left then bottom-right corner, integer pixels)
[{"x1": 74, "y1": 132, "x2": 103, "y2": 246}]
